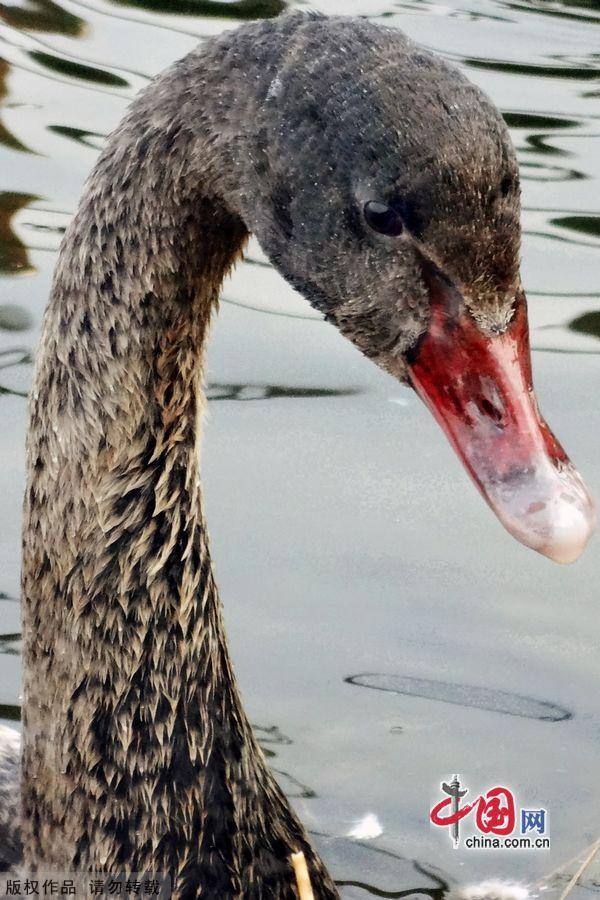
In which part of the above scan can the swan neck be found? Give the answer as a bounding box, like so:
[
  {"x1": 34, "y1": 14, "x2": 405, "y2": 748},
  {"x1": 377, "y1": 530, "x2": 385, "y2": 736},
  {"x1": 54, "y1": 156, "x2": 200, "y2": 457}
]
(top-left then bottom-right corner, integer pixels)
[
  {"x1": 20, "y1": 36, "x2": 334, "y2": 892},
  {"x1": 21, "y1": 72, "x2": 257, "y2": 874}
]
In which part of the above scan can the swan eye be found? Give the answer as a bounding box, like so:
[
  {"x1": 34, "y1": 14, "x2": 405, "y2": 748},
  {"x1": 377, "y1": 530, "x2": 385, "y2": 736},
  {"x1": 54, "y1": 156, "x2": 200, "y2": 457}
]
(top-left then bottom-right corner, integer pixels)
[{"x1": 363, "y1": 201, "x2": 404, "y2": 236}]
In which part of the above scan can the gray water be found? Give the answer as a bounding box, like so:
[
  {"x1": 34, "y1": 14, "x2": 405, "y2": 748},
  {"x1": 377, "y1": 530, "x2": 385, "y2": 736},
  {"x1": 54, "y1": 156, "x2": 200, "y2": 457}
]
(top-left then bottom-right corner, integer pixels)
[{"x1": 1, "y1": 0, "x2": 599, "y2": 895}]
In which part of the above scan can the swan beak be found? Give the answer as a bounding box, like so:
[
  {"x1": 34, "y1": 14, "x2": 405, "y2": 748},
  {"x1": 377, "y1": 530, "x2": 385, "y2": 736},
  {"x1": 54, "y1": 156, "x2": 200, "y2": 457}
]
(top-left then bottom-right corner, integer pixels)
[{"x1": 406, "y1": 269, "x2": 596, "y2": 564}]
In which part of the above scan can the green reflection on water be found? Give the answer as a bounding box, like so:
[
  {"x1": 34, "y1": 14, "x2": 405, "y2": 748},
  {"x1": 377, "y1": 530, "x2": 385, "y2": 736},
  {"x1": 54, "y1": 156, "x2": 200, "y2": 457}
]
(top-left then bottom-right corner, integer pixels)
[
  {"x1": 29, "y1": 51, "x2": 129, "y2": 88},
  {"x1": 503, "y1": 111, "x2": 579, "y2": 130},
  {"x1": 504, "y1": 0, "x2": 600, "y2": 25},
  {"x1": 465, "y1": 57, "x2": 599, "y2": 80},
  {"x1": 569, "y1": 311, "x2": 600, "y2": 340},
  {"x1": 48, "y1": 124, "x2": 106, "y2": 151},
  {"x1": 552, "y1": 215, "x2": 600, "y2": 238}
]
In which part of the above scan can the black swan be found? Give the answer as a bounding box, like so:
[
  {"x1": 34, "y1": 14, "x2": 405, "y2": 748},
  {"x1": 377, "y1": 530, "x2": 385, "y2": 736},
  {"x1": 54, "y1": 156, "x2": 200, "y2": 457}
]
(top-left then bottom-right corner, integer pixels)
[{"x1": 1, "y1": 10, "x2": 595, "y2": 898}]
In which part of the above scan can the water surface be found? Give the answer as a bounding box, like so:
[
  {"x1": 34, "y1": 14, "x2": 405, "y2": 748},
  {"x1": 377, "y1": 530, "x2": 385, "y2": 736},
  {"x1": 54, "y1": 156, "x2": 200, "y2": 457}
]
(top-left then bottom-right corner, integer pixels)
[{"x1": 1, "y1": 0, "x2": 599, "y2": 894}]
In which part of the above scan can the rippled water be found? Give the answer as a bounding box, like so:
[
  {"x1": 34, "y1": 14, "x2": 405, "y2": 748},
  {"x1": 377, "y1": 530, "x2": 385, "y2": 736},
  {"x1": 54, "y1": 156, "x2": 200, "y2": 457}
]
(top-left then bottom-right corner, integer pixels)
[{"x1": 1, "y1": 0, "x2": 599, "y2": 894}]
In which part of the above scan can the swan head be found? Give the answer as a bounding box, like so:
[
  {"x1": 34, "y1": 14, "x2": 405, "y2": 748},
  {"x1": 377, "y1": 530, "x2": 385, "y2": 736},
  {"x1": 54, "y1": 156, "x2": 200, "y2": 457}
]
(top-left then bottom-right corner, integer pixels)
[{"x1": 224, "y1": 14, "x2": 595, "y2": 562}]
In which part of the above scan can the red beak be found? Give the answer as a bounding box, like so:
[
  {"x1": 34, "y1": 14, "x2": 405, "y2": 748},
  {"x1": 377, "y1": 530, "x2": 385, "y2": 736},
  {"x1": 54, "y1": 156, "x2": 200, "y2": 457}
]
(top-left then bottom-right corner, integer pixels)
[{"x1": 407, "y1": 263, "x2": 595, "y2": 564}]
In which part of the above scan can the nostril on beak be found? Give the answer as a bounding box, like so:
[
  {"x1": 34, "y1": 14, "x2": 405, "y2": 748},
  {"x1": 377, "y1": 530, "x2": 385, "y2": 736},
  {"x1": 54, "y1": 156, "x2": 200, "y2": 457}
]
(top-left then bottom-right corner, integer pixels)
[{"x1": 476, "y1": 395, "x2": 504, "y2": 426}]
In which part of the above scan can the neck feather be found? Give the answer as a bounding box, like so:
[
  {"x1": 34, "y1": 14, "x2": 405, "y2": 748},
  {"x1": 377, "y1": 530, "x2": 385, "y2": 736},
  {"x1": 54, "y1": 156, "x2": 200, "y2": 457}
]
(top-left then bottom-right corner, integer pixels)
[{"x1": 21, "y1": 39, "x2": 336, "y2": 896}]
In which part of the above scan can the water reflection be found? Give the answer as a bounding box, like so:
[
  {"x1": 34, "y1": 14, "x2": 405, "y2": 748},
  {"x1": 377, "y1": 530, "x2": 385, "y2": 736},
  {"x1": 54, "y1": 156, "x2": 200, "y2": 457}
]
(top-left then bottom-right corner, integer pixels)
[
  {"x1": 272, "y1": 768, "x2": 317, "y2": 799},
  {"x1": 552, "y1": 215, "x2": 600, "y2": 238},
  {"x1": 315, "y1": 838, "x2": 449, "y2": 900},
  {"x1": 346, "y1": 674, "x2": 572, "y2": 721},
  {"x1": 0, "y1": 348, "x2": 32, "y2": 398},
  {"x1": 0, "y1": 367, "x2": 362, "y2": 402},
  {"x1": 519, "y1": 160, "x2": 586, "y2": 181},
  {"x1": 0, "y1": 192, "x2": 37, "y2": 275},
  {"x1": 17, "y1": 208, "x2": 69, "y2": 253},
  {"x1": 569, "y1": 311, "x2": 600, "y2": 340},
  {"x1": 465, "y1": 57, "x2": 599, "y2": 80},
  {"x1": 503, "y1": 0, "x2": 600, "y2": 25},
  {"x1": 254, "y1": 723, "x2": 292, "y2": 746},
  {"x1": 254, "y1": 723, "x2": 292, "y2": 758},
  {"x1": 0, "y1": 634, "x2": 20, "y2": 655},
  {"x1": 0, "y1": 348, "x2": 32, "y2": 365},
  {"x1": 0, "y1": 0, "x2": 85, "y2": 35},
  {"x1": 28, "y1": 50, "x2": 130, "y2": 88},
  {"x1": 0, "y1": 305, "x2": 33, "y2": 332},
  {"x1": 503, "y1": 112, "x2": 580, "y2": 131},
  {"x1": 48, "y1": 124, "x2": 106, "y2": 151},
  {"x1": 222, "y1": 295, "x2": 319, "y2": 320},
  {"x1": 336, "y1": 884, "x2": 439, "y2": 898},
  {"x1": 0, "y1": 59, "x2": 30, "y2": 153},
  {"x1": 108, "y1": 0, "x2": 285, "y2": 19},
  {"x1": 207, "y1": 382, "x2": 360, "y2": 401},
  {"x1": 0, "y1": 705, "x2": 19, "y2": 722}
]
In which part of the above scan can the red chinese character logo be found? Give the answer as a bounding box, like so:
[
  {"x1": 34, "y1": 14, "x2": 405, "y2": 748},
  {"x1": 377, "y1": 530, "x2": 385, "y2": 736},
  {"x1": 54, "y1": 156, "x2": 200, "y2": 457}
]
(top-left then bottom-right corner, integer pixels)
[
  {"x1": 475, "y1": 787, "x2": 515, "y2": 835},
  {"x1": 430, "y1": 795, "x2": 475, "y2": 827},
  {"x1": 429, "y1": 777, "x2": 516, "y2": 846}
]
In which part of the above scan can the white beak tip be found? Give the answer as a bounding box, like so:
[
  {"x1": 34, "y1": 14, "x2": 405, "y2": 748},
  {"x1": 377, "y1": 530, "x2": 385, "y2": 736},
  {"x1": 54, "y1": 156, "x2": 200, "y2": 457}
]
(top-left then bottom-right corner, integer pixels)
[
  {"x1": 488, "y1": 465, "x2": 596, "y2": 565},
  {"x1": 538, "y1": 507, "x2": 596, "y2": 565}
]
